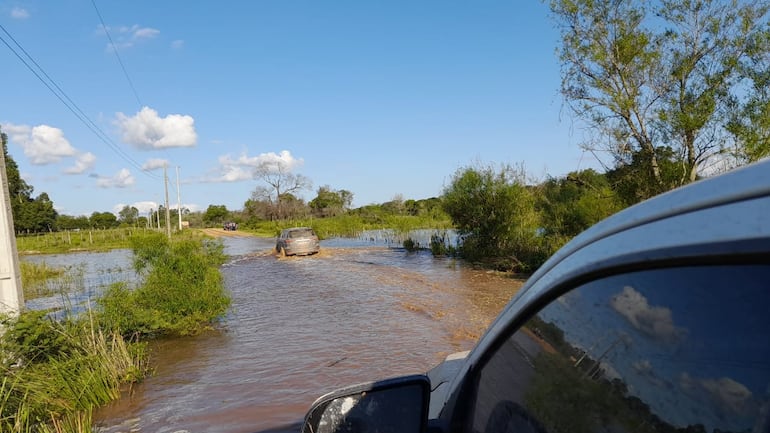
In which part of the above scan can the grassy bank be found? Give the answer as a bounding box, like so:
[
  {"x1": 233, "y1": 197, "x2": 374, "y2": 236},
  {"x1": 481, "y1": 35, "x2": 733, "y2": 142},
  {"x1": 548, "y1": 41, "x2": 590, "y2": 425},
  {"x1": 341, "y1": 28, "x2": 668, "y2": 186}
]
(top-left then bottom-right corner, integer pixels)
[
  {"x1": 1, "y1": 233, "x2": 231, "y2": 432},
  {"x1": 15, "y1": 213, "x2": 453, "y2": 255},
  {"x1": 248, "y1": 213, "x2": 453, "y2": 239},
  {"x1": 15, "y1": 228, "x2": 209, "y2": 255},
  {"x1": 0, "y1": 310, "x2": 148, "y2": 433}
]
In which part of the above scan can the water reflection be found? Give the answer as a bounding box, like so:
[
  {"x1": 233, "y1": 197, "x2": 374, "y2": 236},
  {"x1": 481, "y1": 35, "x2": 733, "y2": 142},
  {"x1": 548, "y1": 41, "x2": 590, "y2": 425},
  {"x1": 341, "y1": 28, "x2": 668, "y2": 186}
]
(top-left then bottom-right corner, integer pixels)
[
  {"x1": 322, "y1": 229, "x2": 458, "y2": 250},
  {"x1": 21, "y1": 249, "x2": 137, "y2": 312},
  {"x1": 474, "y1": 265, "x2": 770, "y2": 433}
]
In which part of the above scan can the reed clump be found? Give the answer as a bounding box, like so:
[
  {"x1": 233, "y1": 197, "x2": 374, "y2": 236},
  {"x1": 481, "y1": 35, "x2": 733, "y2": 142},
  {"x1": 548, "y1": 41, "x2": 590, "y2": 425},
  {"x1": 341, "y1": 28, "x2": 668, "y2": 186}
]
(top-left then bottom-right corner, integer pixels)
[
  {"x1": 0, "y1": 310, "x2": 148, "y2": 433},
  {"x1": 19, "y1": 262, "x2": 66, "y2": 300}
]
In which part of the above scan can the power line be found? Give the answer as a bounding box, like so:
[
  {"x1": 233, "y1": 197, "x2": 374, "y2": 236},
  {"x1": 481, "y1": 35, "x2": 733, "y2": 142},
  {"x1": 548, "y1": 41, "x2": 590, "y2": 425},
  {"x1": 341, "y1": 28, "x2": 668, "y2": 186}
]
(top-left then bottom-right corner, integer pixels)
[
  {"x1": 90, "y1": 0, "x2": 177, "y2": 183},
  {"x1": 0, "y1": 23, "x2": 158, "y2": 179},
  {"x1": 90, "y1": 0, "x2": 143, "y2": 108}
]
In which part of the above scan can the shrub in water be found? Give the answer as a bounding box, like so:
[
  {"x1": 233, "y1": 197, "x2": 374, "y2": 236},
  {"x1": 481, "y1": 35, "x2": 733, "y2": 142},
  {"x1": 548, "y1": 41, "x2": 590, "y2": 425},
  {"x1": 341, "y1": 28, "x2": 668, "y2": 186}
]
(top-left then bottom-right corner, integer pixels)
[
  {"x1": 430, "y1": 232, "x2": 456, "y2": 257},
  {"x1": 99, "y1": 233, "x2": 231, "y2": 337},
  {"x1": 403, "y1": 237, "x2": 418, "y2": 252}
]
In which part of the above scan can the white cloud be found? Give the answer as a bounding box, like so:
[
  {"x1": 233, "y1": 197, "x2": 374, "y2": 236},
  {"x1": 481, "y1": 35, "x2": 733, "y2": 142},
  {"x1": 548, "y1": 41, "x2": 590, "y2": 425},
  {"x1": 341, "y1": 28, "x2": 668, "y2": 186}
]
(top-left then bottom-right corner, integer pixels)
[
  {"x1": 96, "y1": 168, "x2": 135, "y2": 188},
  {"x1": 64, "y1": 152, "x2": 96, "y2": 174},
  {"x1": 116, "y1": 107, "x2": 197, "y2": 149},
  {"x1": 632, "y1": 359, "x2": 669, "y2": 389},
  {"x1": 257, "y1": 150, "x2": 303, "y2": 172},
  {"x1": 97, "y1": 24, "x2": 160, "y2": 51},
  {"x1": 205, "y1": 150, "x2": 304, "y2": 183},
  {"x1": 610, "y1": 286, "x2": 687, "y2": 343},
  {"x1": 125, "y1": 201, "x2": 158, "y2": 214},
  {"x1": 680, "y1": 373, "x2": 754, "y2": 416},
  {"x1": 171, "y1": 39, "x2": 184, "y2": 49},
  {"x1": 5, "y1": 123, "x2": 77, "y2": 164},
  {"x1": 132, "y1": 26, "x2": 160, "y2": 39},
  {"x1": 142, "y1": 158, "x2": 169, "y2": 171},
  {"x1": 217, "y1": 165, "x2": 254, "y2": 182},
  {"x1": 219, "y1": 150, "x2": 303, "y2": 170},
  {"x1": 11, "y1": 7, "x2": 29, "y2": 19}
]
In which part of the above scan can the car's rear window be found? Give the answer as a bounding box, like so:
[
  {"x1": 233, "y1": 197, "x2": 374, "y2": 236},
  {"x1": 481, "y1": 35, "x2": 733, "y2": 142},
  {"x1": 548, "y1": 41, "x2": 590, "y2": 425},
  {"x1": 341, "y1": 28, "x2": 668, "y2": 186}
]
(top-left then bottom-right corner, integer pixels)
[{"x1": 289, "y1": 229, "x2": 315, "y2": 238}]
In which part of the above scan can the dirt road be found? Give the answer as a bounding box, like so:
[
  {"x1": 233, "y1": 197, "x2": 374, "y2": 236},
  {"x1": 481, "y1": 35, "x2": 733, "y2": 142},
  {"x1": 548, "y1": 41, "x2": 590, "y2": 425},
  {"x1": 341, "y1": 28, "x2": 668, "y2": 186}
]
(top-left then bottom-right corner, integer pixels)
[{"x1": 198, "y1": 228, "x2": 256, "y2": 238}]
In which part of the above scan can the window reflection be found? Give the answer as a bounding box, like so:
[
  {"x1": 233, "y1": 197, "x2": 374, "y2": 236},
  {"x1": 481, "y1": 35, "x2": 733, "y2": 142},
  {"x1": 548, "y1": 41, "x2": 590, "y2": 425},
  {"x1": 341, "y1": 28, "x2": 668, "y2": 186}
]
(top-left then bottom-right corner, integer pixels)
[{"x1": 471, "y1": 265, "x2": 770, "y2": 433}]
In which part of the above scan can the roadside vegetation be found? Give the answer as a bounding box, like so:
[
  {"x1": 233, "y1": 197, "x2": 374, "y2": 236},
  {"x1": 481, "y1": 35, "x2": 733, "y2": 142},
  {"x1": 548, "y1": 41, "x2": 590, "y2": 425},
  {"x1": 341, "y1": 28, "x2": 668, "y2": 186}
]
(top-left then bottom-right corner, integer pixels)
[{"x1": 0, "y1": 233, "x2": 230, "y2": 433}]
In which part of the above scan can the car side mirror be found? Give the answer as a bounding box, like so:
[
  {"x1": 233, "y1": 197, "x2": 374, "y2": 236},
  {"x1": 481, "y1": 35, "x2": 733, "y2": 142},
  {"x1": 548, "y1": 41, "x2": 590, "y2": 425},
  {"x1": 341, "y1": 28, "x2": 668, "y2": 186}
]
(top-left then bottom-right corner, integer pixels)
[{"x1": 302, "y1": 374, "x2": 430, "y2": 433}]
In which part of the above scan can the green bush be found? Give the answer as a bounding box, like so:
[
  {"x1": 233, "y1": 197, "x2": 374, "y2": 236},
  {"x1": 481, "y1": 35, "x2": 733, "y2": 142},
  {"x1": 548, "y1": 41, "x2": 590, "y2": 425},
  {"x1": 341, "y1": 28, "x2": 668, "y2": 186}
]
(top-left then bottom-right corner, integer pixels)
[
  {"x1": 99, "y1": 233, "x2": 231, "y2": 337},
  {"x1": 442, "y1": 164, "x2": 544, "y2": 272},
  {"x1": 0, "y1": 310, "x2": 75, "y2": 364}
]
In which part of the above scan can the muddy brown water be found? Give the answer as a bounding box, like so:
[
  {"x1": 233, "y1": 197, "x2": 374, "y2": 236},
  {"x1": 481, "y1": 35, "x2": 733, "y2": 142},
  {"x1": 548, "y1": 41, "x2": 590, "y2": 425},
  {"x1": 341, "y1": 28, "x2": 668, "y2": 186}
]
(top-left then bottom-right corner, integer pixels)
[{"x1": 93, "y1": 238, "x2": 524, "y2": 433}]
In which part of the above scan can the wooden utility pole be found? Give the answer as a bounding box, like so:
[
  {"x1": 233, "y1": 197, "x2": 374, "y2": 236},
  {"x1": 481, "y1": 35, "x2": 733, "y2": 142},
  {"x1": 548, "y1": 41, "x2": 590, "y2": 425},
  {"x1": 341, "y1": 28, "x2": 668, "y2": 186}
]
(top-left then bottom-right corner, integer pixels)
[
  {"x1": 0, "y1": 150, "x2": 23, "y2": 316},
  {"x1": 164, "y1": 165, "x2": 171, "y2": 239}
]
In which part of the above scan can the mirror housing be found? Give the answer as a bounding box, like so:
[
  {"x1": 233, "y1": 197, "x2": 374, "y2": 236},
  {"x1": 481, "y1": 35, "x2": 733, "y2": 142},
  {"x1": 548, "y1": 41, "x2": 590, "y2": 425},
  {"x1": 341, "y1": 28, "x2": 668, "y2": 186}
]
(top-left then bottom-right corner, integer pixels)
[{"x1": 302, "y1": 374, "x2": 430, "y2": 433}]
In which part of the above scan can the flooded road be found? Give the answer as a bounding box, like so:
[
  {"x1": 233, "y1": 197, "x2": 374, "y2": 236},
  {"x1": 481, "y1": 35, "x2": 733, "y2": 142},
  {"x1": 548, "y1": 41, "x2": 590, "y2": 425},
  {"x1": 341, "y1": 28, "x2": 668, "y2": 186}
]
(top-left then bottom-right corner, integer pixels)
[{"x1": 92, "y1": 236, "x2": 524, "y2": 433}]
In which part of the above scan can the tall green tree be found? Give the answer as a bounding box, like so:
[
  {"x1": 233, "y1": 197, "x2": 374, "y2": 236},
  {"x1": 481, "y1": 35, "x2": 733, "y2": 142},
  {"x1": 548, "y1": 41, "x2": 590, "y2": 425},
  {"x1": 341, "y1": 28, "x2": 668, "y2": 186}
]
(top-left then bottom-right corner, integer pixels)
[
  {"x1": 118, "y1": 205, "x2": 140, "y2": 225},
  {"x1": 549, "y1": 0, "x2": 770, "y2": 199},
  {"x1": 538, "y1": 169, "x2": 624, "y2": 241},
  {"x1": 57, "y1": 214, "x2": 90, "y2": 230},
  {"x1": 727, "y1": 26, "x2": 770, "y2": 163},
  {"x1": 2, "y1": 127, "x2": 32, "y2": 214},
  {"x1": 442, "y1": 163, "x2": 544, "y2": 272},
  {"x1": 2, "y1": 127, "x2": 57, "y2": 232},
  {"x1": 309, "y1": 185, "x2": 353, "y2": 217},
  {"x1": 202, "y1": 205, "x2": 229, "y2": 226},
  {"x1": 606, "y1": 147, "x2": 685, "y2": 206},
  {"x1": 90, "y1": 211, "x2": 118, "y2": 229}
]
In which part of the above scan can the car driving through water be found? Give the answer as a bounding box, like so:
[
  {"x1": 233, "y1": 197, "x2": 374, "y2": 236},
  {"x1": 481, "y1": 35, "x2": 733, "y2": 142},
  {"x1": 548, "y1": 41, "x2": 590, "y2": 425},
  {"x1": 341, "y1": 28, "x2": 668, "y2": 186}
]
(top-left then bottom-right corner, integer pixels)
[
  {"x1": 275, "y1": 227, "x2": 321, "y2": 257},
  {"x1": 301, "y1": 159, "x2": 770, "y2": 433}
]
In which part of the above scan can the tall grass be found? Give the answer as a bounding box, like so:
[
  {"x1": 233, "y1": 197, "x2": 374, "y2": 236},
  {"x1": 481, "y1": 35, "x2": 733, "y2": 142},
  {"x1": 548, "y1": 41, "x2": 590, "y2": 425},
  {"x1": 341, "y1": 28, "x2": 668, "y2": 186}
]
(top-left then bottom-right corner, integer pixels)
[
  {"x1": 0, "y1": 310, "x2": 148, "y2": 433},
  {"x1": 1, "y1": 232, "x2": 228, "y2": 432}
]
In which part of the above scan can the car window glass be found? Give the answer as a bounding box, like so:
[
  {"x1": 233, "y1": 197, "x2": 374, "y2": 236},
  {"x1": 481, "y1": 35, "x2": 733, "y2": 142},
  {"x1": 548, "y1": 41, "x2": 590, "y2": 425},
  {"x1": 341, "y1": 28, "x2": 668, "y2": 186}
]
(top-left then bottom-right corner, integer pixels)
[
  {"x1": 290, "y1": 229, "x2": 313, "y2": 238},
  {"x1": 466, "y1": 265, "x2": 770, "y2": 433}
]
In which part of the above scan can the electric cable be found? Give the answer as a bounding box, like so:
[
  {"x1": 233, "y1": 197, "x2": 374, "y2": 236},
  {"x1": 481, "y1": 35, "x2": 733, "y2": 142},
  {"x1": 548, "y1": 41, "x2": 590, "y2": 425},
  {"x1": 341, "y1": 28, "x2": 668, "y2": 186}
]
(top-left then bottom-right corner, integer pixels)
[
  {"x1": 0, "y1": 23, "x2": 159, "y2": 179},
  {"x1": 90, "y1": 0, "x2": 144, "y2": 108},
  {"x1": 91, "y1": 0, "x2": 178, "y2": 186}
]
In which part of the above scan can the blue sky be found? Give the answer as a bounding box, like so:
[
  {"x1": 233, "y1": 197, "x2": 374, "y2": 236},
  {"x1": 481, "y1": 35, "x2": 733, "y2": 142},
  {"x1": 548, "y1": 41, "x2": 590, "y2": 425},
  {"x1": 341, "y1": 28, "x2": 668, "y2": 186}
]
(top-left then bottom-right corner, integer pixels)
[{"x1": 1, "y1": 1, "x2": 594, "y2": 217}]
